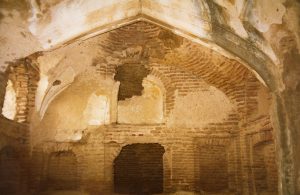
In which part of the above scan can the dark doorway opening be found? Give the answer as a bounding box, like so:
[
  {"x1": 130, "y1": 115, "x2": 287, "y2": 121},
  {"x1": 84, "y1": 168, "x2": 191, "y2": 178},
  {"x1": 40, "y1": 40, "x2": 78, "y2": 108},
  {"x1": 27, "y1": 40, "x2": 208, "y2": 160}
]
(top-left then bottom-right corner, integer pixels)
[{"x1": 114, "y1": 143, "x2": 165, "y2": 194}]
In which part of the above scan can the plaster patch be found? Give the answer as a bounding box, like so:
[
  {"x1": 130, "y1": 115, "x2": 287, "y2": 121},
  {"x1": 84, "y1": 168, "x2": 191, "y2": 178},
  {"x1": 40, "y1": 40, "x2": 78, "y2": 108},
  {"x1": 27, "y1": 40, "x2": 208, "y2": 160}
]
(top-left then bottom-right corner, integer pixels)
[
  {"x1": 29, "y1": 0, "x2": 140, "y2": 49},
  {"x1": 213, "y1": 0, "x2": 248, "y2": 38},
  {"x1": 34, "y1": 74, "x2": 118, "y2": 142},
  {"x1": 39, "y1": 67, "x2": 75, "y2": 119},
  {"x1": 117, "y1": 76, "x2": 164, "y2": 124},
  {"x1": 168, "y1": 86, "x2": 234, "y2": 128},
  {"x1": 0, "y1": 10, "x2": 42, "y2": 71},
  {"x1": 83, "y1": 93, "x2": 110, "y2": 126},
  {"x1": 141, "y1": 0, "x2": 211, "y2": 39},
  {"x1": 247, "y1": 0, "x2": 286, "y2": 32},
  {"x1": 35, "y1": 73, "x2": 48, "y2": 111}
]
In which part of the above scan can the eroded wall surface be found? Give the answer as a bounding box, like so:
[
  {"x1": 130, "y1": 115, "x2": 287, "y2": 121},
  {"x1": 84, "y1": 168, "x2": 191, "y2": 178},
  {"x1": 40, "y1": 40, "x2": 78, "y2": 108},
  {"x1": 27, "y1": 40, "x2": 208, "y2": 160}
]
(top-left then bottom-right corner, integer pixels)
[
  {"x1": 17, "y1": 22, "x2": 278, "y2": 195},
  {"x1": 1, "y1": 0, "x2": 299, "y2": 194}
]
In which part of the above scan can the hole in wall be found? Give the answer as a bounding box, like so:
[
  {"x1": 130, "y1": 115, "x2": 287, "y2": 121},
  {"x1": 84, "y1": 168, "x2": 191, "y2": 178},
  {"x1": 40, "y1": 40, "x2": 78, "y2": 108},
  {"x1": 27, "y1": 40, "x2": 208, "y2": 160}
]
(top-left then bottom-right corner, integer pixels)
[
  {"x1": 52, "y1": 80, "x2": 61, "y2": 86},
  {"x1": 114, "y1": 63, "x2": 150, "y2": 101}
]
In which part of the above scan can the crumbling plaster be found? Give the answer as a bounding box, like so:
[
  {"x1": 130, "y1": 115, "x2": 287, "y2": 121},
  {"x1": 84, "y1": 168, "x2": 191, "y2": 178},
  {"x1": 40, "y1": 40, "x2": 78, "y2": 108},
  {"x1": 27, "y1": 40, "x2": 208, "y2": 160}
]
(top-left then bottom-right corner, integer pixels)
[
  {"x1": 0, "y1": 0, "x2": 299, "y2": 194},
  {"x1": 0, "y1": 0, "x2": 292, "y2": 70},
  {"x1": 117, "y1": 75, "x2": 165, "y2": 124},
  {"x1": 168, "y1": 86, "x2": 235, "y2": 128},
  {"x1": 31, "y1": 72, "x2": 119, "y2": 143}
]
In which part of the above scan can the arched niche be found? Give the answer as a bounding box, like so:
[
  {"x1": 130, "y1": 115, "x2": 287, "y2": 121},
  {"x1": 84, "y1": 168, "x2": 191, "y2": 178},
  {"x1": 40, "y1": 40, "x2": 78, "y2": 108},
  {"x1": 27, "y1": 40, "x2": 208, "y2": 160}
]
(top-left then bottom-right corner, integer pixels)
[
  {"x1": 35, "y1": 73, "x2": 119, "y2": 142},
  {"x1": 114, "y1": 143, "x2": 165, "y2": 194},
  {"x1": 117, "y1": 75, "x2": 165, "y2": 124}
]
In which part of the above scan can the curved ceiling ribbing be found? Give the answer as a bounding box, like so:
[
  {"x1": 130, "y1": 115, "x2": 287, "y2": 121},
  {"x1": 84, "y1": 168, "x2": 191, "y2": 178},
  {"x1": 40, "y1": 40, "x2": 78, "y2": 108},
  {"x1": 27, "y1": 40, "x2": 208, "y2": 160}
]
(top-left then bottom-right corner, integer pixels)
[
  {"x1": 37, "y1": 21, "x2": 259, "y2": 120},
  {"x1": 26, "y1": 0, "x2": 277, "y2": 90}
]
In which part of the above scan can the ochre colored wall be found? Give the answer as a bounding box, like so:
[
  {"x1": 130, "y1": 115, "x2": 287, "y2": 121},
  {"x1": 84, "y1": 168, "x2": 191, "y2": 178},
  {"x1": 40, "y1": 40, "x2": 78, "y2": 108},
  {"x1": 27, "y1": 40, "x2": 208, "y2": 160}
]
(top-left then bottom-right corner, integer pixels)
[{"x1": 0, "y1": 21, "x2": 278, "y2": 195}]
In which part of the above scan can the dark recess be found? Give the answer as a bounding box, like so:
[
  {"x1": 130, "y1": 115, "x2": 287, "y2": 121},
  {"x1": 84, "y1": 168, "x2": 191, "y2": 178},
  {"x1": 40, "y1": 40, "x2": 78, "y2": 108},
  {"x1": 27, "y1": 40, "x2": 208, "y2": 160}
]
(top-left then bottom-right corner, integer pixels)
[
  {"x1": 114, "y1": 143, "x2": 165, "y2": 194},
  {"x1": 114, "y1": 63, "x2": 150, "y2": 101}
]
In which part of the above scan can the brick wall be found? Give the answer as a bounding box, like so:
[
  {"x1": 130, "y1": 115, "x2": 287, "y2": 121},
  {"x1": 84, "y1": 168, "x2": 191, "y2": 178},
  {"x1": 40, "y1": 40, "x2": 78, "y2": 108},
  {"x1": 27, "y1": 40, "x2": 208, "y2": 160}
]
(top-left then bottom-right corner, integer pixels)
[
  {"x1": 253, "y1": 141, "x2": 278, "y2": 193},
  {"x1": 6, "y1": 60, "x2": 39, "y2": 123},
  {"x1": 0, "y1": 21, "x2": 279, "y2": 194},
  {"x1": 198, "y1": 145, "x2": 228, "y2": 192}
]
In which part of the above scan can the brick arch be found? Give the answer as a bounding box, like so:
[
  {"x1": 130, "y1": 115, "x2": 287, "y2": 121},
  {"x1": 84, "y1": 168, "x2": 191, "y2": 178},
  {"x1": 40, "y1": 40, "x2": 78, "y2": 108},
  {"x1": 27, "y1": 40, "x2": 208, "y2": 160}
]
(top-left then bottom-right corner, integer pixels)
[
  {"x1": 148, "y1": 68, "x2": 176, "y2": 117},
  {"x1": 94, "y1": 21, "x2": 260, "y2": 121},
  {"x1": 38, "y1": 21, "x2": 262, "y2": 122},
  {"x1": 152, "y1": 39, "x2": 252, "y2": 113}
]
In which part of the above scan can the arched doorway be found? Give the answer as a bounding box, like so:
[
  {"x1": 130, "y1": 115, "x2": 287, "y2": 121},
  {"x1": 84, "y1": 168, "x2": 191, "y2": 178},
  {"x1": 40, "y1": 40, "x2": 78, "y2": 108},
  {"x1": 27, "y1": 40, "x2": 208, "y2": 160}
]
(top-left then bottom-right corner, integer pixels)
[{"x1": 114, "y1": 143, "x2": 165, "y2": 194}]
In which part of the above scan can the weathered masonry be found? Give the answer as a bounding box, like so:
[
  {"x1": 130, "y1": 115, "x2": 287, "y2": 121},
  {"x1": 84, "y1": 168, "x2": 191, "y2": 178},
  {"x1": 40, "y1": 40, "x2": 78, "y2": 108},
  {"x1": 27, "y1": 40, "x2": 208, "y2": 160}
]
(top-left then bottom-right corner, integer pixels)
[
  {"x1": 0, "y1": 0, "x2": 299, "y2": 195},
  {"x1": 0, "y1": 21, "x2": 279, "y2": 195}
]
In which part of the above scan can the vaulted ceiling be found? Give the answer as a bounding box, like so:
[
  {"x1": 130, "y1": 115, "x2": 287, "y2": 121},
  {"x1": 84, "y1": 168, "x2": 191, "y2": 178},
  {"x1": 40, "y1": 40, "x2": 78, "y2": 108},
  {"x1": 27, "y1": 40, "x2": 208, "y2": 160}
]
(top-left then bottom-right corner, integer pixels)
[{"x1": 0, "y1": 0, "x2": 299, "y2": 92}]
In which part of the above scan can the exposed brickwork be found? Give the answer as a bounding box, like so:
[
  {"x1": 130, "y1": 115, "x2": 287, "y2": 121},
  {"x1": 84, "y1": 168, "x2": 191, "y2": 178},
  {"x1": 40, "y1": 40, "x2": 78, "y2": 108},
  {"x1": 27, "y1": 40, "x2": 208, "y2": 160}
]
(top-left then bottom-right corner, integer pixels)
[
  {"x1": 6, "y1": 60, "x2": 39, "y2": 123},
  {"x1": 198, "y1": 145, "x2": 228, "y2": 192},
  {"x1": 0, "y1": 21, "x2": 279, "y2": 194},
  {"x1": 10, "y1": 63, "x2": 29, "y2": 123},
  {"x1": 253, "y1": 141, "x2": 278, "y2": 193}
]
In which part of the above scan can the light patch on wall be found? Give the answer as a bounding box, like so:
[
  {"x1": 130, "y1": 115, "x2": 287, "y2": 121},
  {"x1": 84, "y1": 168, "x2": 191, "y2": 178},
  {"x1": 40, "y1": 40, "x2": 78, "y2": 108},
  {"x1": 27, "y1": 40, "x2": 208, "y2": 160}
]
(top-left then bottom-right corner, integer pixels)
[
  {"x1": 246, "y1": 0, "x2": 286, "y2": 32},
  {"x1": 168, "y1": 86, "x2": 235, "y2": 128},
  {"x1": 142, "y1": 0, "x2": 211, "y2": 39},
  {"x1": 213, "y1": 0, "x2": 248, "y2": 38},
  {"x1": 29, "y1": 0, "x2": 140, "y2": 49},
  {"x1": 117, "y1": 76, "x2": 164, "y2": 124},
  {"x1": 2, "y1": 80, "x2": 16, "y2": 120},
  {"x1": 35, "y1": 73, "x2": 48, "y2": 112},
  {"x1": 84, "y1": 93, "x2": 110, "y2": 126}
]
